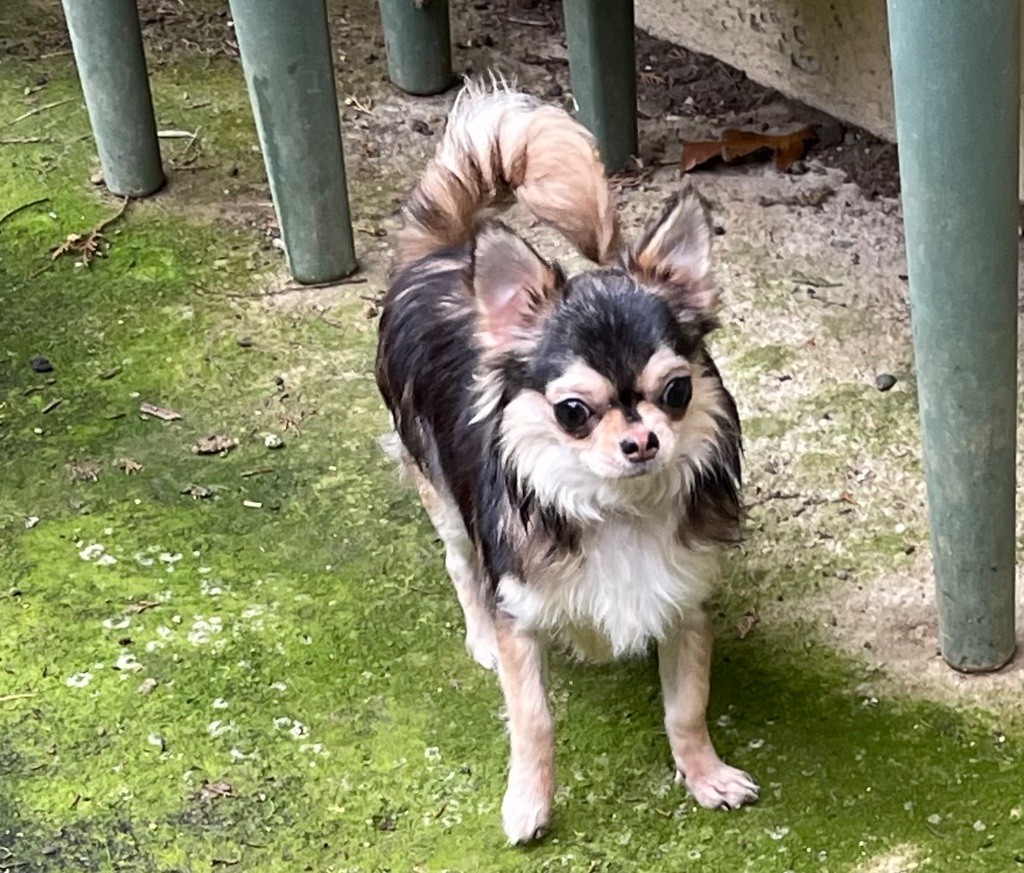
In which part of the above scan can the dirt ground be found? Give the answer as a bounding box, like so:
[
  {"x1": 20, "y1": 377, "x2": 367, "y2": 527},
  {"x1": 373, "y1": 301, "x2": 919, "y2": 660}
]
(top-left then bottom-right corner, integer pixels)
[{"x1": 2, "y1": 1, "x2": 1023, "y2": 871}]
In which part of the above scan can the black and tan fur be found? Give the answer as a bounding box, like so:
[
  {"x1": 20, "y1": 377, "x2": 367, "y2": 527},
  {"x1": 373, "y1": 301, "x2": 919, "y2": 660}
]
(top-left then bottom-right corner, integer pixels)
[{"x1": 376, "y1": 79, "x2": 757, "y2": 844}]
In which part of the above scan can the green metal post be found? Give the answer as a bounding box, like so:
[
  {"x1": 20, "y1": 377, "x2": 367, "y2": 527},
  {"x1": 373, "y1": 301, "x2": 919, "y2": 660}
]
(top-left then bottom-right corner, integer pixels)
[
  {"x1": 229, "y1": 0, "x2": 357, "y2": 284},
  {"x1": 378, "y1": 0, "x2": 453, "y2": 96},
  {"x1": 61, "y1": 0, "x2": 164, "y2": 197},
  {"x1": 887, "y1": 0, "x2": 1018, "y2": 672},
  {"x1": 563, "y1": 0, "x2": 637, "y2": 172}
]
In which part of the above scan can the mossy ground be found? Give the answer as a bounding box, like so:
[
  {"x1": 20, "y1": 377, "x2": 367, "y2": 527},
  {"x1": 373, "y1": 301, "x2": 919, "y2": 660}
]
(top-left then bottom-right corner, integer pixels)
[{"x1": 2, "y1": 3, "x2": 1023, "y2": 871}]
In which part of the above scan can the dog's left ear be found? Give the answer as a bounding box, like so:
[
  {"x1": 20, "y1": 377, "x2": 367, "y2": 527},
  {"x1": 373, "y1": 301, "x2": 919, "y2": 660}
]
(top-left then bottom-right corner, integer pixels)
[
  {"x1": 624, "y1": 189, "x2": 717, "y2": 317},
  {"x1": 472, "y1": 223, "x2": 563, "y2": 348}
]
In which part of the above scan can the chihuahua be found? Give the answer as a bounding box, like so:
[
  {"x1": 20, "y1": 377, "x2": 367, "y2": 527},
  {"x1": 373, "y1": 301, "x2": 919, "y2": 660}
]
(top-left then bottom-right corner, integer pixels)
[{"x1": 375, "y1": 79, "x2": 758, "y2": 844}]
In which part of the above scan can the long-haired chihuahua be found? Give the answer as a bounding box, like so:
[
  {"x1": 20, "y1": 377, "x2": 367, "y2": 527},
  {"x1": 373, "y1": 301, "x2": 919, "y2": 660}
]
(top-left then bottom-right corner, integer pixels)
[{"x1": 375, "y1": 79, "x2": 758, "y2": 844}]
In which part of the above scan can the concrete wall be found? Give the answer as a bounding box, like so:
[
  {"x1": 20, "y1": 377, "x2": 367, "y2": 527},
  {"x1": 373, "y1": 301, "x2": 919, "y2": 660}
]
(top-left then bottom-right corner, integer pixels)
[
  {"x1": 635, "y1": 0, "x2": 896, "y2": 140},
  {"x1": 637, "y1": 0, "x2": 1024, "y2": 197}
]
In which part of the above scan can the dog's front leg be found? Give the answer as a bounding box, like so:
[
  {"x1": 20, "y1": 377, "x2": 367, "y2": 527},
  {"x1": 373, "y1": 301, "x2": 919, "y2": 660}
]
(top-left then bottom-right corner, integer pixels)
[
  {"x1": 658, "y1": 612, "x2": 759, "y2": 810},
  {"x1": 495, "y1": 614, "x2": 554, "y2": 844}
]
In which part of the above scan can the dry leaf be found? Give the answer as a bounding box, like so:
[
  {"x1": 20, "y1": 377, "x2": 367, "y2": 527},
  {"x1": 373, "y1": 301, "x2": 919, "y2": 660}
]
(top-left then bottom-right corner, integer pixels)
[
  {"x1": 192, "y1": 435, "x2": 238, "y2": 455},
  {"x1": 125, "y1": 600, "x2": 161, "y2": 615},
  {"x1": 197, "y1": 780, "x2": 234, "y2": 801},
  {"x1": 114, "y1": 458, "x2": 143, "y2": 475},
  {"x1": 182, "y1": 483, "x2": 214, "y2": 499},
  {"x1": 737, "y1": 610, "x2": 761, "y2": 639},
  {"x1": 66, "y1": 459, "x2": 102, "y2": 483},
  {"x1": 140, "y1": 402, "x2": 182, "y2": 421},
  {"x1": 681, "y1": 126, "x2": 815, "y2": 174}
]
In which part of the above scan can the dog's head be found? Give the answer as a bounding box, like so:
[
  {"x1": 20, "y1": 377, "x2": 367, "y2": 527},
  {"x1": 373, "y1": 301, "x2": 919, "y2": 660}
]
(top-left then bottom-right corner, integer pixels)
[{"x1": 470, "y1": 190, "x2": 735, "y2": 517}]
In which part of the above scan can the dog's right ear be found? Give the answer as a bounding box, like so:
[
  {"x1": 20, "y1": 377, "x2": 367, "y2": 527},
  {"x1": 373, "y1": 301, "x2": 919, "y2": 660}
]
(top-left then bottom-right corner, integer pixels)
[{"x1": 471, "y1": 223, "x2": 563, "y2": 348}]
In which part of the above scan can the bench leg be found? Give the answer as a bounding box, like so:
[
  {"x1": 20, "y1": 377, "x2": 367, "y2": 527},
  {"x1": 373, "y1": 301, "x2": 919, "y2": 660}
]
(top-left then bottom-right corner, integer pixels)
[
  {"x1": 887, "y1": 0, "x2": 1019, "y2": 671},
  {"x1": 229, "y1": 0, "x2": 357, "y2": 284},
  {"x1": 378, "y1": 0, "x2": 453, "y2": 96},
  {"x1": 61, "y1": 0, "x2": 164, "y2": 197},
  {"x1": 563, "y1": 0, "x2": 637, "y2": 172}
]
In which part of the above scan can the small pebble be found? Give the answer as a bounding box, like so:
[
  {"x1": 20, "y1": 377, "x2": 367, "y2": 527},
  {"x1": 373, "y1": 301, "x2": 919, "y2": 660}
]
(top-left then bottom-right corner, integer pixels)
[
  {"x1": 237, "y1": 336, "x2": 254, "y2": 348},
  {"x1": 264, "y1": 433, "x2": 283, "y2": 449},
  {"x1": 410, "y1": 119, "x2": 432, "y2": 136},
  {"x1": 29, "y1": 355, "x2": 53, "y2": 373},
  {"x1": 875, "y1": 373, "x2": 898, "y2": 392}
]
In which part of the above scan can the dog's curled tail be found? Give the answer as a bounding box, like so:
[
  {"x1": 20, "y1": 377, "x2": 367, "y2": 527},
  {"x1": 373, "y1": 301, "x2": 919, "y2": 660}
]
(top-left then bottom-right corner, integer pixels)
[{"x1": 395, "y1": 76, "x2": 620, "y2": 270}]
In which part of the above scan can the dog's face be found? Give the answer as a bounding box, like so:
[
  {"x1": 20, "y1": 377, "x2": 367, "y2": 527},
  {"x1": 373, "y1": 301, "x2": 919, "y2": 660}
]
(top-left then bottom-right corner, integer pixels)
[
  {"x1": 471, "y1": 191, "x2": 729, "y2": 509},
  {"x1": 504, "y1": 275, "x2": 722, "y2": 483}
]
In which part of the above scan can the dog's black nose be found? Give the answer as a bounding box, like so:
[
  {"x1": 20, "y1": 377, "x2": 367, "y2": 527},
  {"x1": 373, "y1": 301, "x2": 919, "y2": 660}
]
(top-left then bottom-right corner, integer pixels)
[{"x1": 620, "y1": 432, "x2": 659, "y2": 462}]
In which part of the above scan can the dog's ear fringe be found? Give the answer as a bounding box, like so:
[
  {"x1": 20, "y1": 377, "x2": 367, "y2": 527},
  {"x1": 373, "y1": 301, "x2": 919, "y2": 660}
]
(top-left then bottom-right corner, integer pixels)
[
  {"x1": 622, "y1": 187, "x2": 718, "y2": 318},
  {"x1": 468, "y1": 222, "x2": 564, "y2": 348}
]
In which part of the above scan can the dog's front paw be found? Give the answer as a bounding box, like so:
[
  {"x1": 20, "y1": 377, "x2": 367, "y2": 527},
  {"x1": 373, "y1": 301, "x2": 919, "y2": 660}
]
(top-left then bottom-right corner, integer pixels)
[
  {"x1": 501, "y1": 780, "x2": 551, "y2": 845},
  {"x1": 466, "y1": 623, "x2": 498, "y2": 671},
  {"x1": 677, "y1": 761, "x2": 759, "y2": 811}
]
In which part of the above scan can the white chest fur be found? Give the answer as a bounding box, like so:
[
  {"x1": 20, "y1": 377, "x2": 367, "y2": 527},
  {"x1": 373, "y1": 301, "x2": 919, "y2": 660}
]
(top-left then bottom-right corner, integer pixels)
[{"x1": 497, "y1": 514, "x2": 717, "y2": 662}]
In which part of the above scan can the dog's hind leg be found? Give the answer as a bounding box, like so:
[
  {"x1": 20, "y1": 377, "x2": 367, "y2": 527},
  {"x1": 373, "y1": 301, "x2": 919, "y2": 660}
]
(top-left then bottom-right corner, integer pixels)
[
  {"x1": 411, "y1": 465, "x2": 498, "y2": 671},
  {"x1": 658, "y1": 612, "x2": 760, "y2": 810}
]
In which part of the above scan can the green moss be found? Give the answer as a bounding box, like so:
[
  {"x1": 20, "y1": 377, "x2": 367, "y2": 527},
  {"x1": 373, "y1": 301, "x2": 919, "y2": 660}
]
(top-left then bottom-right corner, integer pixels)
[
  {"x1": 2, "y1": 8, "x2": 1023, "y2": 872},
  {"x1": 732, "y1": 343, "x2": 794, "y2": 375}
]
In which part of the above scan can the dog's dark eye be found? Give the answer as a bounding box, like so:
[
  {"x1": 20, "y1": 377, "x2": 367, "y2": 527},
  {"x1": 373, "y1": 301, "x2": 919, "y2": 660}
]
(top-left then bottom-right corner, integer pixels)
[
  {"x1": 662, "y1": 376, "x2": 692, "y2": 411},
  {"x1": 554, "y1": 399, "x2": 592, "y2": 434}
]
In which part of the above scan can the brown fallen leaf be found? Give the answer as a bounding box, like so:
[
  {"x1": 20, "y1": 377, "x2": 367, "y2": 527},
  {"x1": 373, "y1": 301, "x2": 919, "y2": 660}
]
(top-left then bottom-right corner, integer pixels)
[
  {"x1": 140, "y1": 402, "x2": 182, "y2": 421},
  {"x1": 681, "y1": 126, "x2": 815, "y2": 174},
  {"x1": 192, "y1": 434, "x2": 238, "y2": 455},
  {"x1": 66, "y1": 458, "x2": 102, "y2": 483},
  {"x1": 114, "y1": 458, "x2": 143, "y2": 475},
  {"x1": 197, "y1": 780, "x2": 235, "y2": 801},
  {"x1": 125, "y1": 599, "x2": 161, "y2": 615},
  {"x1": 737, "y1": 610, "x2": 761, "y2": 640},
  {"x1": 182, "y1": 483, "x2": 214, "y2": 499}
]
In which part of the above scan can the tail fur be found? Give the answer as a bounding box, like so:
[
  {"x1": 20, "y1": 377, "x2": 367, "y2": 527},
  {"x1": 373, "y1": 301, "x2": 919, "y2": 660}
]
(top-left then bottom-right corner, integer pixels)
[{"x1": 395, "y1": 76, "x2": 620, "y2": 270}]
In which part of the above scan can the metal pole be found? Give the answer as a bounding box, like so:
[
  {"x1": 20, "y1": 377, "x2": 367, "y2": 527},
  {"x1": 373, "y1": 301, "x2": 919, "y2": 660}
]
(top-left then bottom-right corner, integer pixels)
[
  {"x1": 61, "y1": 0, "x2": 164, "y2": 197},
  {"x1": 563, "y1": 0, "x2": 637, "y2": 172},
  {"x1": 229, "y1": 0, "x2": 357, "y2": 284},
  {"x1": 378, "y1": 0, "x2": 453, "y2": 96},
  {"x1": 887, "y1": 0, "x2": 1019, "y2": 671}
]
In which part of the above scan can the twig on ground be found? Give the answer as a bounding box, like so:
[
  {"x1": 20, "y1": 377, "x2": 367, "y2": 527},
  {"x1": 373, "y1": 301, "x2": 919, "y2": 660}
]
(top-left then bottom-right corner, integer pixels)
[
  {"x1": 240, "y1": 467, "x2": 274, "y2": 478},
  {"x1": 0, "y1": 197, "x2": 50, "y2": 229},
  {"x1": 508, "y1": 15, "x2": 550, "y2": 27},
  {"x1": 0, "y1": 693, "x2": 38, "y2": 703},
  {"x1": 746, "y1": 490, "x2": 801, "y2": 507},
  {"x1": 51, "y1": 197, "x2": 129, "y2": 265},
  {"x1": 0, "y1": 98, "x2": 74, "y2": 131},
  {"x1": 0, "y1": 136, "x2": 54, "y2": 145}
]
